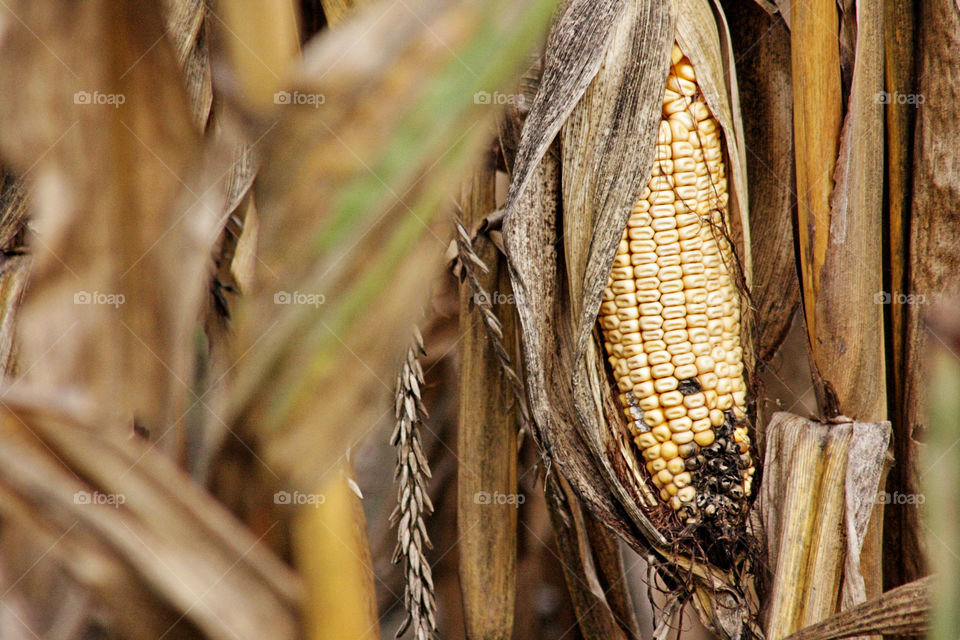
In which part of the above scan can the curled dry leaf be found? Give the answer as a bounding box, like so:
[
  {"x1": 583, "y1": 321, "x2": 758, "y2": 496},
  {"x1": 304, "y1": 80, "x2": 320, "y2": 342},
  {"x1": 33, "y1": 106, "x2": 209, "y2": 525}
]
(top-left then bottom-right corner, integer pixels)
[
  {"x1": 0, "y1": 388, "x2": 300, "y2": 640},
  {"x1": 783, "y1": 576, "x2": 931, "y2": 640}
]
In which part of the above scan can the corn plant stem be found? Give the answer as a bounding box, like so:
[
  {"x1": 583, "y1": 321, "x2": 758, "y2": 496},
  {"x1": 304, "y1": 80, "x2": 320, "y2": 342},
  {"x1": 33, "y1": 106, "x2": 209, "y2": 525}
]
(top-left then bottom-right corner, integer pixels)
[
  {"x1": 800, "y1": 429, "x2": 852, "y2": 629},
  {"x1": 294, "y1": 461, "x2": 380, "y2": 640},
  {"x1": 456, "y1": 153, "x2": 518, "y2": 640},
  {"x1": 766, "y1": 427, "x2": 825, "y2": 640}
]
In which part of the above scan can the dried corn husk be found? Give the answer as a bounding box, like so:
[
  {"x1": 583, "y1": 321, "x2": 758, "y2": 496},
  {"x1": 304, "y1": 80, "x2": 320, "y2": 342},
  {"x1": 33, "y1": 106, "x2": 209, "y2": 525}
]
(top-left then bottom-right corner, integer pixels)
[{"x1": 502, "y1": 0, "x2": 759, "y2": 636}]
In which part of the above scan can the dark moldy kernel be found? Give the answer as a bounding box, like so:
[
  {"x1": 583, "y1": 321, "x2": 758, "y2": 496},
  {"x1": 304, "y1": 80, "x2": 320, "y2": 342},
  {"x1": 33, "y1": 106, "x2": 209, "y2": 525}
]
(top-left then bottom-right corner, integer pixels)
[
  {"x1": 674, "y1": 410, "x2": 755, "y2": 570},
  {"x1": 690, "y1": 411, "x2": 750, "y2": 525},
  {"x1": 677, "y1": 377, "x2": 702, "y2": 395}
]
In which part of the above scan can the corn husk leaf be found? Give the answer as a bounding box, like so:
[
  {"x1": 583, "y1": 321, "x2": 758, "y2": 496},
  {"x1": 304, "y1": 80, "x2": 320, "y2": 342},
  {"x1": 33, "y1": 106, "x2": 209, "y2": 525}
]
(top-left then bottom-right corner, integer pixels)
[
  {"x1": 721, "y1": 0, "x2": 798, "y2": 363},
  {"x1": 544, "y1": 475, "x2": 637, "y2": 640},
  {"x1": 505, "y1": 0, "x2": 634, "y2": 212},
  {"x1": 783, "y1": 576, "x2": 931, "y2": 640},
  {"x1": 583, "y1": 514, "x2": 642, "y2": 638},
  {"x1": 505, "y1": 0, "x2": 754, "y2": 555},
  {"x1": 504, "y1": 0, "x2": 674, "y2": 552}
]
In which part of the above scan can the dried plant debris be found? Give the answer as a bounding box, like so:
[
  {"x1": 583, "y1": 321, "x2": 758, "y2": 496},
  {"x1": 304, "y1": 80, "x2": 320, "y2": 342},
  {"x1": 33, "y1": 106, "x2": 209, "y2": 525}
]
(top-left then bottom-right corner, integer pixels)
[{"x1": 390, "y1": 330, "x2": 438, "y2": 640}]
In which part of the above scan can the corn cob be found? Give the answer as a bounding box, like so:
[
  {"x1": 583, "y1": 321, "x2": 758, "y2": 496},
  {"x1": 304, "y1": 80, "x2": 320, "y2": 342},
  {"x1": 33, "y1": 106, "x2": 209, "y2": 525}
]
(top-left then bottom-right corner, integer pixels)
[{"x1": 599, "y1": 43, "x2": 754, "y2": 525}]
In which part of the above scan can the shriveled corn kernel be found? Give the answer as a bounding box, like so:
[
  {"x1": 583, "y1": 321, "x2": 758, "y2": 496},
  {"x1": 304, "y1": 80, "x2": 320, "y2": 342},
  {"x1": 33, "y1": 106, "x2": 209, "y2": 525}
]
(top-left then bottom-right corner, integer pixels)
[
  {"x1": 636, "y1": 432, "x2": 657, "y2": 448},
  {"x1": 652, "y1": 426, "x2": 671, "y2": 442}
]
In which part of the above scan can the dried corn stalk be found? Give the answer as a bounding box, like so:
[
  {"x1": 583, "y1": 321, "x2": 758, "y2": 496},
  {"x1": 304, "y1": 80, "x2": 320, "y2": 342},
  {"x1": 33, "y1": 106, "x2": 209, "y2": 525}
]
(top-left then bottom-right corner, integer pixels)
[{"x1": 501, "y1": 0, "x2": 759, "y2": 637}]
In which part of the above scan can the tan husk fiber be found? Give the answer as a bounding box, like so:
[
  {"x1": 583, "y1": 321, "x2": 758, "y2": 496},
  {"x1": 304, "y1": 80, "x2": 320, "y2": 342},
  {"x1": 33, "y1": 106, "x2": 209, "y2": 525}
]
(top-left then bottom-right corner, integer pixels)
[
  {"x1": 759, "y1": 413, "x2": 892, "y2": 639},
  {"x1": 502, "y1": 0, "x2": 758, "y2": 636}
]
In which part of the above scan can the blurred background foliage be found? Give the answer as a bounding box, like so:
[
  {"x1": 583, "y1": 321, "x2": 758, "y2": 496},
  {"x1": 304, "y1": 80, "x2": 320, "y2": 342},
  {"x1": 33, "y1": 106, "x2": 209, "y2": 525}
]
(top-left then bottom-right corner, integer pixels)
[{"x1": 0, "y1": 0, "x2": 954, "y2": 639}]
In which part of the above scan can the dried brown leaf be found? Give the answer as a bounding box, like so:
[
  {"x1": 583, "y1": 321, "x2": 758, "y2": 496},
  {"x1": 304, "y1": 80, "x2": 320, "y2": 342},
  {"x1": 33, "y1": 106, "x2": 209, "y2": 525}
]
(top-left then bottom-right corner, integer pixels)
[
  {"x1": 0, "y1": 389, "x2": 300, "y2": 640},
  {"x1": 722, "y1": 0, "x2": 798, "y2": 362},
  {"x1": 227, "y1": 0, "x2": 556, "y2": 492},
  {"x1": 783, "y1": 577, "x2": 931, "y2": 640},
  {"x1": 0, "y1": 1, "x2": 225, "y2": 458}
]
